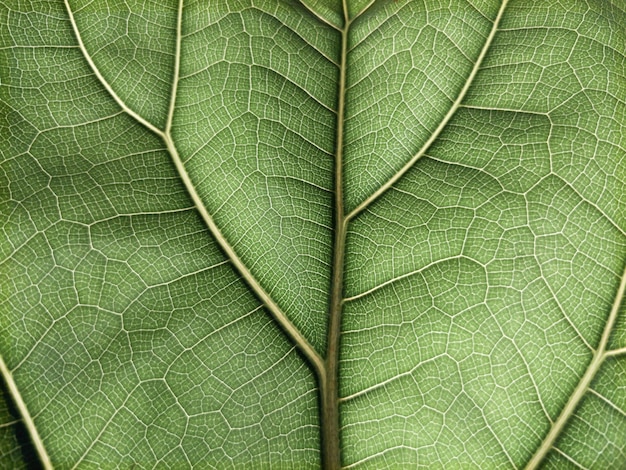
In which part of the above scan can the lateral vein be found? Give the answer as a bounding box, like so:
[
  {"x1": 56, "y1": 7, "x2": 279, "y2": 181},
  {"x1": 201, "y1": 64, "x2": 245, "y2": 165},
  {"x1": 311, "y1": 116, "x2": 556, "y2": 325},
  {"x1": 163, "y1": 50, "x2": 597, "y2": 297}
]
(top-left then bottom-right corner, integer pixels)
[
  {"x1": 339, "y1": 354, "x2": 446, "y2": 403},
  {"x1": 65, "y1": 0, "x2": 324, "y2": 384},
  {"x1": 346, "y1": 0, "x2": 510, "y2": 222},
  {"x1": 64, "y1": 0, "x2": 163, "y2": 137},
  {"x1": 525, "y1": 260, "x2": 626, "y2": 469},
  {"x1": 162, "y1": 1, "x2": 324, "y2": 379},
  {"x1": 162, "y1": 134, "x2": 325, "y2": 378},
  {"x1": 165, "y1": 0, "x2": 183, "y2": 135},
  {"x1": 342, "y1": 255, "x2": 463, "y2": 303},
  {"x1": 0, "y1": 356, "x2": 53, "y2": 470},
  {"x1": 297, "y1": 0, "x2": 342, "y2": 31}
]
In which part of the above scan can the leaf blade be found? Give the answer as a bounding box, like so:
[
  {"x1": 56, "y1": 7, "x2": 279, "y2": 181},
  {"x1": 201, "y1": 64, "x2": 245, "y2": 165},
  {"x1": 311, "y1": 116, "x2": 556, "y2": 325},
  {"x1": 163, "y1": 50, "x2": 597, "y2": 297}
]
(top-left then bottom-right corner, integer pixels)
[{"x1": 1, "y1": 0, "x2": 625, "y2": 468}]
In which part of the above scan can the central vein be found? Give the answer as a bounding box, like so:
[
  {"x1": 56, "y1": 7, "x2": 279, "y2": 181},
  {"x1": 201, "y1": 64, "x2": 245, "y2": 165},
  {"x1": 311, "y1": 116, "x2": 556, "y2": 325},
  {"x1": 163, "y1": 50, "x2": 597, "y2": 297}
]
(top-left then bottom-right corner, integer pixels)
[{"x1": 321, "y1": 3, "x2": 351, "y2": 469}]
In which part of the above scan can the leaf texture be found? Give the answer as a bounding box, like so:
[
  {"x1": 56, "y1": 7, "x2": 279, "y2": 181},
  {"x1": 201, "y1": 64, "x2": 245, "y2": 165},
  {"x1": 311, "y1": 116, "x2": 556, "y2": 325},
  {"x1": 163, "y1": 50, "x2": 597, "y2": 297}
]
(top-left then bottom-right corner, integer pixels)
[{"x1": 1, "y1": 0, "x2": 625, "y2": 468}]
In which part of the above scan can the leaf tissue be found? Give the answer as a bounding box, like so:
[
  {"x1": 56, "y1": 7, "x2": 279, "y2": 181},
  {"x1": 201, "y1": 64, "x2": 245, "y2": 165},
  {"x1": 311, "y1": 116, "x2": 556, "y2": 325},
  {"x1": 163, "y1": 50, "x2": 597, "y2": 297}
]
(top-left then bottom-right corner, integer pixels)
[{"x1": 1, "y1": 0, "x2": 625, "y2": 468}]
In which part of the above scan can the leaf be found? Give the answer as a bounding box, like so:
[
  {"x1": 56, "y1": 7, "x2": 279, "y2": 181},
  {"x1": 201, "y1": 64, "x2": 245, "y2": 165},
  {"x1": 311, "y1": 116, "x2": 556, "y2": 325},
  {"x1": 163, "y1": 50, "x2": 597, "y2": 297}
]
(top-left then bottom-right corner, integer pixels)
[{"x1": 1, "y1": 0, "x2": 625, "y2": 468}]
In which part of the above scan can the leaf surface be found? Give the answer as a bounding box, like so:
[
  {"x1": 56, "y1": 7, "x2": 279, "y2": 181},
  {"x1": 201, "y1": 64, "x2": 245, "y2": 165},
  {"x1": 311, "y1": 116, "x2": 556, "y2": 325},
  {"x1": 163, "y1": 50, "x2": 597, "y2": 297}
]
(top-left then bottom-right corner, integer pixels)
[{"x1": 1, "y1": 0, "x2": 626, "y2": 468}]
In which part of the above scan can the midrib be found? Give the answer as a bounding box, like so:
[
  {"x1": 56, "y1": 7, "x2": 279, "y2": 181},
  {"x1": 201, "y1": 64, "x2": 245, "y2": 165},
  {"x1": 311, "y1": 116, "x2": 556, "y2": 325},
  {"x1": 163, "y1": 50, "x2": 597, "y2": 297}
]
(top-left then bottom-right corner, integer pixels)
[
  {"x1": 320, "y1": 1, "x2": 351, "y2": 468},
  {"x1": 320, "y1": 2, "x2": 510, "y2": 467}
]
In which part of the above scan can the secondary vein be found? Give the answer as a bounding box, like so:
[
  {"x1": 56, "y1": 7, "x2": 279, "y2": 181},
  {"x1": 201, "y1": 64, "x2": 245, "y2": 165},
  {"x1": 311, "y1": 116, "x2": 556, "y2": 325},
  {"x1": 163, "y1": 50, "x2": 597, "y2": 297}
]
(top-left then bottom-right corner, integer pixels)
[
  {"x1": 165, "y1": 0, "x2": 184, "y2": 135},
  {"x1": 345, "y1": 0, "x2": 510, "y2": 222},
  {"x1": 161, "y1": 2, "x2": 325, "y2": 380},
  {"x1": 64, "y1": 0, "x2": 163, "y2": 137},
  {"x1": 163, "y1": 134, "x2": 325, "y2": 376},
  {"x1": 525, "y1": 260, "x2": 626, "y2": 469},
  {"x1": 65, "y1": 0, "x2": 324, "y2": 388},
  {"x1": 0, "y1": 355, "x2": 53, "y2": 470}
]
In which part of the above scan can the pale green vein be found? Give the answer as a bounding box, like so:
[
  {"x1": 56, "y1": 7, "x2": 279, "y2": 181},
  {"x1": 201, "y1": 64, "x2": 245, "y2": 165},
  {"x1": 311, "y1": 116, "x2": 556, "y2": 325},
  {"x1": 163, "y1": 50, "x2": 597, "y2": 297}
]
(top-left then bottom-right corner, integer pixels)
[
  {"x1": 164, "y1": 306, "x2": 264, "y2": 377},
  {"x1": 128, "y1": 259, "x2": 230, "y2": 290},
  {"x1": 536, "y1": 262, "x2": 594, "y2": 352},
  {"x1": 165, "y1": 0, "x2": 183, "y2": 136},
  {"x1": 163, "y1": 1, "x2": 325, "y2": 382},
  {"x1": 339, "y1": 354, "x2": 446, "y2": 403},
  {"x1": 459, "y1": 104, "x2": 549, "y2": 116},
  {"x1": 345, "y1": 0, "x2": 509, "y2": 222},
  {"x1": 526, "y1": 260, "x2": 626, "y2": 470},
  {"x1": 160, "y1": 135, "x2": 324, "y2": 376},
  {"x1": 341, "y1": 449, "x2": 389, "y2": 469},
  {"x1": 547, "y1": 173, "x2": 626, "y2": 238},
  {"x1": 349, "y1": 0, "x2": 376, "y2": 22},
  {"x1": 604, "y1": 346, "x2": 626, "y2": 358},
  {"x1": 342, "y1": 255, "x2": 464, "y2": 303},
  {"x1": 298, "y1": 0, "x2": 342, "y2": 31},
  {"x1": 70, "y1": 381, "x2": 144, "y2": 470},
  {"x1": 0, "y1": 355, "x2": 52, "y2": 470},
  {"x1": 481, "y1": 400, "x2": 517, "y2": 469},
  {"x1": 552, "y1": 447, "x2": 587, "y2": 469},
  {"x1": 0, "y1": 420, "x2": 20, "y2": 429},
  {"x1": 64, "y1": 0, "x2": 324, "y2": 383},
  {"x1": 63, "y1": 0, "x2": 162, "y2": 136},
  {"x1": 588, "y1": 388, "x2": 626, "y2": 418}
]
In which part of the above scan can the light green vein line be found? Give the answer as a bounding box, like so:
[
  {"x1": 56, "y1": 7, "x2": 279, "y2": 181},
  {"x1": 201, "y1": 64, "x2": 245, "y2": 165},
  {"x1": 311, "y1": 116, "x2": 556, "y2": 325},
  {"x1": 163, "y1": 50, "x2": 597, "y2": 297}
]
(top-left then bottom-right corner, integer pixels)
[
  {"x1": 587, "y1": 388, "x2": 626, "y2": 418},
  {"x1": 64, "y1": 0, "x2": 162, "y2": 136},
  {"x1": 65, "y1": 0, "x2": 324, "y2": 381},
  {"x1": 604, "y1": 346, "x2": 626, "y2": 358},
  {"x1": 70, "y1": 381, "x2": 143, "y2": 470},
  {"x1": 163, "y1": 0, "x2": 325, "y2": 377},
  {"x1": 161, "y1": 135, "x2": 325, "y2": 378},
  {"x1": 339, "y1": 354, "x2": 446, "y2": 404},
  {"x1": 345, "y1": 0, "x2": 509, "y2": 222},
  {"x1": 0, "y1": 420, "x2": 20, "y2": 429},
  {"x1": 297, "y1": 0, "x2": 342, "y2": 31},
  {"x1": 459, "y1": 103, "x2": 549, "y2": 116},
  {"x1": 165, "y1": 0, "x2": 183, "y2": 135},
  {"x1": 526, "y1": 260, "x2": 626, "y2": 470},
  {"x1": 0, "y1": 355, "x2": 53, "y2": 470},
  {"x1": 342, "y1": 255, "x2": 462, "y2": 303},
  {"x1": 164, "y1": 2, "x2": 325, "y2": 380},
  {"x1": 551, "y1": 448, "x2": 587, "y2": 470},
  {"x1": 349, "y1": 0, "x2": 376, "y2": 22}
]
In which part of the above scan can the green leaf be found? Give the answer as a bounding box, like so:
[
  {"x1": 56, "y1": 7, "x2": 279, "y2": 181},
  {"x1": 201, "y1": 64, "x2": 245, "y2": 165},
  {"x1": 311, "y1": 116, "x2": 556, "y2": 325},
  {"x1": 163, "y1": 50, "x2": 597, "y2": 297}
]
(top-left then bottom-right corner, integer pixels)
[{"x1": 2, "y1": 0, "x2": 625, "y2": 468}]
